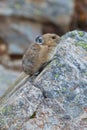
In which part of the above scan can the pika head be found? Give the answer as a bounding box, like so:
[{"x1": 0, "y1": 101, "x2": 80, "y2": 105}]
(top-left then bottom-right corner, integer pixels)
[{"x1": 35, "y1": 33, "x2": 60, "y2": 47}]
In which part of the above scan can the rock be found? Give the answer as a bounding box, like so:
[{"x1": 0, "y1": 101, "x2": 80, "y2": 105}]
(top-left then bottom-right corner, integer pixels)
[
  {"x1": 0, "y1": 30, "x2": 87, "y2": 130},
  {"x1": 0, "y1": 82, "x2": 43, "y2": 130},
  {"x1": 0, "y1": 0, "x2": 73, "y2": 25},
  {"x1": 0, "y1": 65, "x2": 19, "y2": 97}
]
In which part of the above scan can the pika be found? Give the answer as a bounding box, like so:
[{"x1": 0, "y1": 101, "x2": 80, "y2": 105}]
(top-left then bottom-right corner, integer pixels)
[
  {"x1": 22, "y1": 33, "x2": 60, "y2": 75},
  {"x1": 0, "y1": 33, "x2": 60, "y2": 103}
]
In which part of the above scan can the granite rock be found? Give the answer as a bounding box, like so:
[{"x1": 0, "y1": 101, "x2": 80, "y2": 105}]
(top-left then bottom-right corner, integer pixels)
[
  {"x1": 0, "y1": 65, "x2": 19, "y2": 97},
  {"x1": 0, "y1": 30, "x2": 87, "y2": 130}
]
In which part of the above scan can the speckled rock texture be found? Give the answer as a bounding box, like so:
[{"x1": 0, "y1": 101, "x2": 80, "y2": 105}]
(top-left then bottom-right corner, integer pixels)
[
  {"x1": 0, "y1": 65, "x2": 19, "y2": 97},
  {"x1": 0, "y1": 30, "x2": 87, "y2": 130}
]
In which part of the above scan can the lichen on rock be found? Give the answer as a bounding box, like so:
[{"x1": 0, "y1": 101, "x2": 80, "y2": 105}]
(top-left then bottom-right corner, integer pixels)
[{"x1": 0, "y1": 30, "x2": 87, "y2": 130}]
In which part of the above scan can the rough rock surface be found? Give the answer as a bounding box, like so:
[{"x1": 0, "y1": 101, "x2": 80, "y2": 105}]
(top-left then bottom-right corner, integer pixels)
[
  {"x1": 0, "y1": 65, "x2": 19, "y2": 97},
  {"x1": 0, "y1": 30, "x2": 87, "y2": 130}
]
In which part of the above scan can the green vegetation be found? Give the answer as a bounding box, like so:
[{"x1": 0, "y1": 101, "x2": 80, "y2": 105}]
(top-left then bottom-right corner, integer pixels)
[
  {"x1": 30, "y1": 111, "x2": 36, "y2": 119},
  {"x1": 78, "y1": 31, "x2": 84, "y2": 37},
  {"x1": 75, "y1": 41, "x2": 87, "y2": 51},
  {"x1": 2, "y1": 106, "x2": 12, "y2": 116},
  {"x1": 70, "y1": 32, "x2": 76, "y2": 38},
  {"x1": 55, "y1": 74, "x2": 59, "y2": 78},
  {"x1": 85, "y1": 72, "x2": 87, "y2": 76}
]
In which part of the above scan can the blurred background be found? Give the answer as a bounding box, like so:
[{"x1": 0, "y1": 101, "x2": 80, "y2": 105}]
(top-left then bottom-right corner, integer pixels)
[{"x1": 0, "y1": 0, "x2": 87, "y2": 96}]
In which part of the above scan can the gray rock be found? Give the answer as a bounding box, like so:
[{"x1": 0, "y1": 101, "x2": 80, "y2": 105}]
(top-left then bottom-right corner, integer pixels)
[
  {"x1": 0, "y1": 30, "x2": 87, "y2": 130},
  {"x1": 0, "y1": 0, "x2": 73, "y2": 25},
  {"x1": 0, "y1": 65, "x2": 19, "y2": 97}
]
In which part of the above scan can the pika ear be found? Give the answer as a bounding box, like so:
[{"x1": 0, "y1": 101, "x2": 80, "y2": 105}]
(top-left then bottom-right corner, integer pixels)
[{"x1": 35, "y1": 36, "x2": 44, "y2": 44}]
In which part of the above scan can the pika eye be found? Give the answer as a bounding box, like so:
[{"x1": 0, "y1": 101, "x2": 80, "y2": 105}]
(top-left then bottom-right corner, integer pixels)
[
  {"x1": 51, "y1": 36, "x2": 56, "y2": 39},
  {"x1": 35, "y1": 36, "x2": 44, "y2": 44}
]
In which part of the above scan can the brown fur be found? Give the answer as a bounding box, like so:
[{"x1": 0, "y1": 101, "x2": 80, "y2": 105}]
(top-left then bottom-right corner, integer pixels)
[{"x1": 22, "y1": 33, "x2": 60, "y2": 75}]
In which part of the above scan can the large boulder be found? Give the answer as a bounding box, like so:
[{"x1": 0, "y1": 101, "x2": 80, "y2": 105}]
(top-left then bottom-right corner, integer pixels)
[{"x1": 0, "y1": 30, "x2": 87, "y2": 130}]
